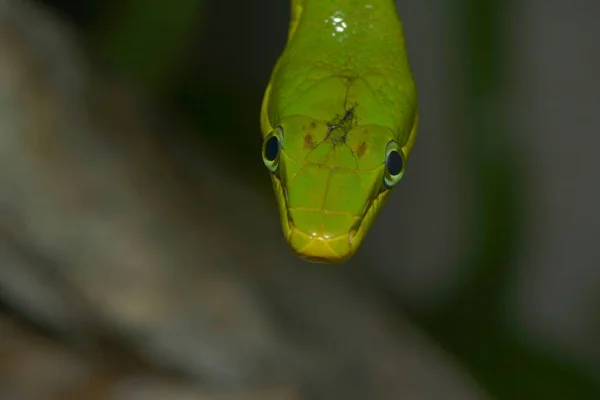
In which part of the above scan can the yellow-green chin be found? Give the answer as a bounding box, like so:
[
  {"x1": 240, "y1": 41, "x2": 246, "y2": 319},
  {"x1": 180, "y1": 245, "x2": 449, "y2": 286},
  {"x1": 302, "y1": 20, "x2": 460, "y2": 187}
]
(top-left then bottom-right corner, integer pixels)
[
  {"x1": 285, "y1": 223, "x2": 357, "y2": 264},
  {"x1": 272, "y1": 178, "x2": 386, "y2": 264}
]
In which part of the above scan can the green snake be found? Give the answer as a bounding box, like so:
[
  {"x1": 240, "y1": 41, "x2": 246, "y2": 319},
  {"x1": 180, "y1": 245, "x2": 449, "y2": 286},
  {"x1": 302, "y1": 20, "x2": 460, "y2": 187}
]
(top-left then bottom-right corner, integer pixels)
[{"x1": 260, "y1": 0, "x2": 418, "y2": 263}]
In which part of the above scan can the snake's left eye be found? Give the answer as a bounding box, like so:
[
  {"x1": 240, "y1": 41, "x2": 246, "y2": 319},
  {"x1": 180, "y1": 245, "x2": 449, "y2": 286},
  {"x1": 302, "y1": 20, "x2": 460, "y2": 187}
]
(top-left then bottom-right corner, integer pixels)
[
  {"x1": 262, "y1": 126, "x2": 283, "y2": 172},
  {"x1": 383, "y1": 140, "x2": 405, "y2": 188}
]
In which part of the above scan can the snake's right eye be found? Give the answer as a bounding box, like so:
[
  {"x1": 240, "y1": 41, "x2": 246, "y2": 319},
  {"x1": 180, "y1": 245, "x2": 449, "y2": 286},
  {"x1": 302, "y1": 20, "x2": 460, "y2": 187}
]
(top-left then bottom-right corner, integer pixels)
[{"x1": 262, "y1": 126, "x2": 283, "y2": 172}]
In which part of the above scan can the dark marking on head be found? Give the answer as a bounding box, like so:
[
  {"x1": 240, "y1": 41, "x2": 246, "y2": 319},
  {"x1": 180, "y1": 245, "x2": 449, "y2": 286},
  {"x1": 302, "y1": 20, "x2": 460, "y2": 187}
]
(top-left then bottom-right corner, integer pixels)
[
  {"x1": 341, "y1": 104, "x2": 358, "y2": 130},
  {"x1": 342, "y1": 108, "x2": 354, "y2": 123},
  {"x1": 328, "y1": 127, "x2": 347, "y2": 145},
  {"x1": 310, "y1": 121, "x2": 317, "y2": 129},
  {"x1": 356, "y1": 142, "x2": 367, "y2": 157},
  {"x1": 304, "y1": 134, "x2": 314, "y2": 148},
  {"x1": 342, "y1": 75, "x2": 358, "y2": 85},
  {"x1": 325, "y1": 104, "x2": 359, "y2": 145}
]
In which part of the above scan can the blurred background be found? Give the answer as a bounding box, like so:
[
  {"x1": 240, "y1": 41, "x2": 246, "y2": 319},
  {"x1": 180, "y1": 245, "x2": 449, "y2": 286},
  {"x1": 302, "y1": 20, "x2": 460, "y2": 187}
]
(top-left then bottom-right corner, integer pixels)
[{"x1": 1, "y1": 0, "x2": 599, "y2": 398}]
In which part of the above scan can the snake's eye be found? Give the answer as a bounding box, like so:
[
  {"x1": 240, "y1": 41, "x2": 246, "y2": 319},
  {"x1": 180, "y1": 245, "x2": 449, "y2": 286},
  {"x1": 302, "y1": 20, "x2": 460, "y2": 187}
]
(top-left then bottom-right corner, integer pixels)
[
  {"x1": 262, "y1": 126, "x2": 283, "y2": 172},
  {"x1": 265, "y1": 136, "x2": 279, "y2": 161},
  {"x1": 383, "y1": 140, "x2": 405, "y2": 188}
]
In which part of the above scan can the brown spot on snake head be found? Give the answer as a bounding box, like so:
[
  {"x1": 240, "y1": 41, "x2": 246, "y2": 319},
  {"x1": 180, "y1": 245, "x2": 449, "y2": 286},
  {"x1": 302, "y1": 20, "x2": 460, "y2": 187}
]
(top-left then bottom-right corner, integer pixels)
[
  {"x1": 356, "y1": 142, "x2": 367, "y2": 157},
  {"x1": 304, "y1": 134, "x2": 314, "y2": 148}
]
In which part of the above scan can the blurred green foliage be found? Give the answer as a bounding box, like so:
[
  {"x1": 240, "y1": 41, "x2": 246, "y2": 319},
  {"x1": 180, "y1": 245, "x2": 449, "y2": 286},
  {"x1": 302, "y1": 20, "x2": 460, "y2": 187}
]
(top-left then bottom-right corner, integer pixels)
[{"x1": 39, "y1": 0, "x2": 600, "y2": 398}]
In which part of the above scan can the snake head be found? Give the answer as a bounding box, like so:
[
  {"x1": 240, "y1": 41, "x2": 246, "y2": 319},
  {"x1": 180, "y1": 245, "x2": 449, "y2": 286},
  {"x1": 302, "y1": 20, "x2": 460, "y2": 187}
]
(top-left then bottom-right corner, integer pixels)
[{"x1": 261, "y1": 114, "x2": 408, "y2": 263}]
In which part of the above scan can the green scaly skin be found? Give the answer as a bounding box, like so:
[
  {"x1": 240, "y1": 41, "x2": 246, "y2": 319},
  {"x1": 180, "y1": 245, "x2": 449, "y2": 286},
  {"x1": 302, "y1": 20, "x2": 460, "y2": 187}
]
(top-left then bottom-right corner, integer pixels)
[{"x1": 261, "y1": 0, "x2": 418, "y2": 263}]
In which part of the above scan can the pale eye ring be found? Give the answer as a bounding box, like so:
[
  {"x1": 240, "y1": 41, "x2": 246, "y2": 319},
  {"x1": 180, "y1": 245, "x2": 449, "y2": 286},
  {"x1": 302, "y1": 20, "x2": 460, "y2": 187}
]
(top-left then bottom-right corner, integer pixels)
[
  {"x1": 261, "y1": 126, "x2": 283, "y2": 172},
  {"x1": 383, "y1": 140, "x2": 406, "y2": 188}
]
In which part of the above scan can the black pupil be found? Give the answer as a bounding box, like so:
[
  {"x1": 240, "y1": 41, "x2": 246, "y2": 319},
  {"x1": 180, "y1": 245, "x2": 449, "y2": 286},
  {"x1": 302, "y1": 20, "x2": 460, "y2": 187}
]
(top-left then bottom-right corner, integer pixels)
[
  {"x1": 386, "y1": 150, "x2": 403, "y2": 176},
  {"x1": 264, "y1": 136, "x2": 279, "y2": 161}
]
